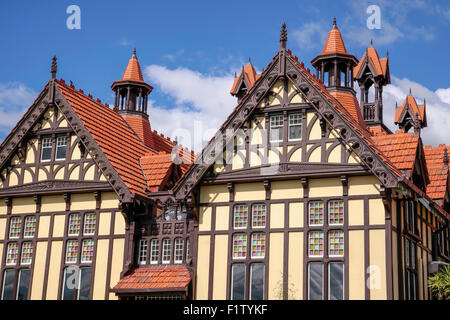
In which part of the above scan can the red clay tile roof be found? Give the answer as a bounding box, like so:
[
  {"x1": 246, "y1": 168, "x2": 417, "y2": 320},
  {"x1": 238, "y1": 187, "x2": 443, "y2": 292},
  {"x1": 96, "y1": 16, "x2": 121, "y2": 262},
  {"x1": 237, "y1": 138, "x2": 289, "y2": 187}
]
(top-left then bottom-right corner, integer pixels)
[
  {"x1": 230, "y1": 61, "x2": 260, "y2": 95},
  {"x1": 321, "y1": 24, "x2": 348, "y2": 55},
  {"x1": 140, "y1": 152, "x2": 174, "y2": 188},
  {"x1": 56, "y1": 79, "x2": 152, "y2": 197},
  {"x1": 424, "y1": 145, "x2": 449, "y2": 200},
  {"x1": 354, "y1": 47, "x2": 388, "y2": 78},
  {"x1": 368, "y1": 125, "x2": 389, "y2": 136},
  {"x1": 328, "y1": 91, "x2": 366, "y2": 128},
  {"x1": 394, "y1": 95, "x2": 426, "y2": 124},
  {"x1": 112, "y1": 266, "x2": 191, "y2": 292},
  {"x1": 372, "y1": 131, "x2": 419, "y2": 171},
  {"x1": 120, "y1": 51, "x2": 145, "y2": 83},
  {"x1": 122, "y1": 114, "x2": 155, "y2": 148}
]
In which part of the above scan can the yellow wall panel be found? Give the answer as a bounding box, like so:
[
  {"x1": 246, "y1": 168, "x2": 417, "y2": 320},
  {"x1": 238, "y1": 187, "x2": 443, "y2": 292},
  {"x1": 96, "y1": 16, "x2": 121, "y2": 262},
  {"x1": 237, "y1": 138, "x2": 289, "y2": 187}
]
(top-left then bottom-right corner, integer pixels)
[
  {"x1": 289, "y1": 147, "x2": 302, "y2": 162},
  {"x1": 25, "y1": 141, "x2": 36, "y2": 164},
  {"x1": 53, "y1": 215, "x2": 66, "y2": 238},
  {"x1": 234, "y1": 182, "x2": 265, "y2": 201},
  {"x1": 101, "y1": 192, "x2": 119, "y2": 209},
  {"x1": 196, "y1": 235, "x2": 210, "y2": 299},
  {"x1": 268, "y1": 149, "x2": 280, "y2": 164},
  {"x1": 212, "y1": 234, "x2": 228, "y2": 299},
  {"x1": 200, "y1": 185, "x2": 228, "y2": 203},
  {"x1": 289, "y1": 202, "x2": 303, "y2": 228},
  {"x1": 288, "y1": 232, "x2": 303, "y2": 299},
  {"x1": 369, "y1": 229, "x2": 386, "y2": 300},
  {"x1": 215, "y1": 206, "x2": 229, "y2": 231},
  {"x1": 0, "y1": 200, "x2": 6, "y2": 215},
  {"x1": 69, "y1": 166, "x2": 80, "y2": 180},
  {"x1": 9, "y1": 171, "x2": 19, "y2": 186},
  {"x1": 45, "y1": 241, "x2": 63, "y2": 300},
  {"x1": 0, "y1": 218, "x2": 6, "y2": 239},
  {"x1": 199, "y1": 206, "x2": 212, "y2": 232},
  {"x1": 38, "y1": 168, "x2": 48, "y2": 181},
  {"x1": 114, "y1": 212, "x2": 126, "y2": 235},
  {"x1": 369, "y1": 198, "x2": 385, "y2": 225},
  {"x1": 71, "y1": 193, "x2": 96, "y2": 211},
  {"x1": 309, "y1": 178, "x2": 342, "y2": 197},
  {"x1": 327, "y1": 144, "x2": 341, "y2": 163},
  {"x1": 348, "y1": 199, "x2": 364, "y2": 226},
  {"x1": 84, "y1": 165, "x2": 95, "y2": 180},
  {"x1": 12, "y1": 197, "x2": 35, "y2": 214},
  {"x1": 98, "y1": 212, "x2": 111, "y2": 236},
  {"x1": 308, "y1": 146, "x2": 321, "y2": 163},
  {"x1": 30, "y1": 242, "x2": 48, "y2": 299},
  {"x1": 23, "y1": 169, "x2": 33, "y2": 183},
  {"x1": 271, "y1": 180, "x2": 302, "y2": 200},
  {"x1": 349, "y1": 230, "x2": 365, "y2": 299},
  {"x1": 109, "y1": 238, "x2": 125, "y2": 301},
  {"x1": 270, "y1": 203, "x2": 284, "y2": 229},
  {"x1": 92, "y1": 239, "x2": 109, "y2": 300},
  {"x1": 348, "y1": 176, "x2": 380, "y2": 196},
  {"x1": 268, "y1": 232, "x2": 284, "y2": 299},
  {"x1": 41, "y1": 195, "x2": 65, "y2": 212},
  {"x1": 38, "y1": 215, "x2": 51, "y2": 238},
  {"x1": 232, "y1": 153, "x2": 244, "y2": 170}
]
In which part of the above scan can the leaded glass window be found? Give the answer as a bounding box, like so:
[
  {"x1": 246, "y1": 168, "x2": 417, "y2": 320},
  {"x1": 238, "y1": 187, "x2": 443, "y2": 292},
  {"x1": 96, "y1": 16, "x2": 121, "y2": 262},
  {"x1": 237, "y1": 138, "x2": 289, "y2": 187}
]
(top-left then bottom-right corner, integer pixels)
[
  {"x1": 1, "y1": 269, "x2": 15, "y2": 300},
  {"x1": 328, "y1": 230, "x2": 344, "y2": 257},
  {"x1": 270, "y1": 115, "x2": 284, "y2": 142},
  {"x1": 250, "y1": 263, "x2": 265, "y2": 300},
  {"x1": 288, "y1": 113, "x2": 302, "y2": 141},
  {"x1": 252, "y1": 204, "x2": 266, "y2": 228},
  {"x1": 328, "y1": 262, "x2": 344, "y2": 300},
  {"x1": 308, "y1": 262, "x2": 323, "y2": 300},
  {"x1": 9, "y1": 217, "x2": 22, "y2": 239},
  {"x1": 150, "y1": 239, "x2": 159, "y2": 264},
  {"x1": 16, "y1": 269, "x2": 31, "y2": 300},
  {"x1": 81, "y1": 239, "x2": 95, "y2": 263},
  {"x1": 309, "y1": 201, "x2": 324, "y2": 226},
  {"x1": 83, "y1": 213, "x2": 96, "y2": 236},
  {"x1": 23, "y1": 216, "x2": 37, "y2": 238},
  {"x1": 231, "y1": 264, "x2": 246, "y2": 300},
  {"x1": 234, "y1": 205, "x2": 248, "y2": 229},
  {"x1": 162, "y1": 239, "x2": 171, "y2": 264},
  {"x1": 55, "y1": 135, "x2": 68, "y2": 160},
  {"x1": 6, "y1": 242, "x2": 19, "y2": 265},
  {"x1": 20, "y1": 242, "x2": 33, "y2": 265},
  {"x1": 308, "y1": 231, "x2": 324, "y2": 257},
  {"x1": 233, "y1": 234, "x2": 247, "y2": 259},
  {"x1": 328, "y1": 200, "x2": 344, "y2": 225},
  {"x1": 174, "y1": 238, "x2": 184, "y2": 264},
  {"x1": 251, "y1": 233, "x2": 265, "y2": 258},
  {"x1": 65, "y1": 240, "x2": 79, "y2": 264},
  {"x1": 138, "y1": 239, "x2": 148, "y2": 265},
  {"x1": 68, "y1": 214, "x2": 81, "y2": 236}
]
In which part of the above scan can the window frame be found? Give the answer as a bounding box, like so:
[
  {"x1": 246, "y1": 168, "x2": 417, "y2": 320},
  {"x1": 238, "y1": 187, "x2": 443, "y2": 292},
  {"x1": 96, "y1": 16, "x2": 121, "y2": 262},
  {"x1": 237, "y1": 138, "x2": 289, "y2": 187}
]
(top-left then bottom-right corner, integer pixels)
[
  {"x1": 161, "y1": 238, "x2": 171, "y2": 264},
  {"x1": 269, "y1": 114, "x2": 284, "y2": 143},
  {"x1": 40, "y1": 136, "x2": 53, "y2": 162},
  {"x1": 174, "y1": 238, "x2": 184, "y2": 264},
  {"x1": 288, "y1": 112, "x2": 302, "y2": 141},
  {"x1": 55, "y1": 135, "x2": 68, "y2": 161}
]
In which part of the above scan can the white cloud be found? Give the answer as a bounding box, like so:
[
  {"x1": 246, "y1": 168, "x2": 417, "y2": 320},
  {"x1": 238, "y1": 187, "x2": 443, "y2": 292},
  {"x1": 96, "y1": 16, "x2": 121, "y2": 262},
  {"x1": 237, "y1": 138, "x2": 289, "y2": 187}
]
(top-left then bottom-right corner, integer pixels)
[
  {"x1": 0, "y1": 83, "x2": 37, "y2": 136},
  {"x1": 292, "y1": 22, "x2": 328, "y2": 51}
]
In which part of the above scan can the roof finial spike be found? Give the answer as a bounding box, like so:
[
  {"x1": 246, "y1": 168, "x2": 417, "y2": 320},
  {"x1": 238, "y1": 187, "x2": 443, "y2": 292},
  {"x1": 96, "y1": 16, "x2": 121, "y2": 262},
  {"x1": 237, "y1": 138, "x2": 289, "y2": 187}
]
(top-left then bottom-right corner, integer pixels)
[
  {"x1": 132, "y1": 48, "x2": 137, "y2": 58},
  {"x1": 332, "y1": 17, "x2": 337, "y2": 28},
  {"x1": 51, "y1": 55, "x2": 57, "y2": 80},
  {"x1": 370, "y1": 39, "x2": 373, "y2": 47},
  {"x1": 409, "y1": 88, "x2": 412, "y2": 95},
  {"x1": 423, "y1": 98, "x2": 426, "y2": 106},
  {"x1": 280, "y1": 22, "x2": 287, "y2": 50},
  {"x1": 248, "y1": 57, "x2": 251, "y2": 64},
  {"x1": 386, "y1": 49, "x2": 389, "y2": 58},
  {"x1": 395, "y1": 101, "x2": 398, "y2": 108}
]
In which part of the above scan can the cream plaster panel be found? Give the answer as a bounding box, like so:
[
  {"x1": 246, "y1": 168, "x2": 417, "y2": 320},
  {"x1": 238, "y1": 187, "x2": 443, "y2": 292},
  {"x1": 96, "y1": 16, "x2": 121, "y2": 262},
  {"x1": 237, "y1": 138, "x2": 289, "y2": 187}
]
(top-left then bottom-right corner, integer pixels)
[
  {"x1": 212, "y1": 234, "x2": 228, "y2": 300},
  {"x1": 200, "y1": 185, "x2": 228, "y2": 203},
  {"x1": 348, "y1": 152, "x2": 361, "y2": 164},
  {"x1": 289, "y1": 148, "x2": 302, "y2": 162},
  {"x1": 52, "y1": 215, "x2": 66, "y2": 238},
  {"x1": 271, "y1": 180, "x2": 302, "y2": 200},
  {"x1": 109, "y1": 238, "x2": 125, "y2": 300},
  {"x1": 349, "y1": 230, "x2": 365, "y2": 300},
  {"x1": 84, "y1": 165, "x2": 95, "y2": 180},
  {"x1": 308, "y1": 146, "x2": 321, "y2": 163},
  {"x1": 92, "y1": 239, "x2": 109, "y2": 299},
  {"x1": 38, "y1": 215, "x2": 51, "y2": 238},
  {"x1": 45, "y1": 241, "x2": 63, "y2": 300},
  {"x1": 25, "y1": 140, "x2": 36, "y2": 164},
  {"x1": 114, "y1": 212, "x2": 126, "y2": 235},
  {"x1": 101, "y1": 192, "x2": 119, "y2": 209},
  {"x1": 289, "y1": 202, "x2": 303, "y2": 228},
  {"x1": 268, "y1": 149, "x2": 280, "y2": 164},
  {"x1": 268, "y1": 232, "x2": 284, "y2": 299},
  {"x1": 24, "y1": 169, "x2": 34, "y2": 183},
  {"x1": 58, "y1": 119, "x2": 68, "y2": 127},
  {"x1": 71, "y1": 193, "x2": 96, "y2": 210},
  {"x1": 249, "y1": 151, "x2": 262, "y2": 167},
  {"x1": 308, "y1": 117, "x2": 321, "y2": 140},
  {"x1": 30, "y1": 242, "x2": 48, "y2": 299},
  {"x1": 234, "y1": 182, "x2": 265, "y2": 201},
  {"x1": 348, "y1": 199, "x2": 364, "y2": 226},
  {"x1": 270, "y1": 203, "x2": 284, "y2": 229},
  {"x1": 41, "y1": 195, "x2": 65, "y2": 212},
  {"x1": 199, "y1": 206, "x2": 212, "y2": 232},
  {"x1": 98, "y1": 212, "x2": 112, "y2": 236},
  {"x1": 196, "y1": 235, "x2": 210, "y2": 299},
  {"x1": 0, "y1": 201, "x2": 7, "y2": 215},
  {"x1": 369, "y1": 198, "x2": 385, "y2": 225},
  {"x1": 288, "y1": 232, "x2": 303, "y2": 299},
  {"x1": 348, "y1": 176, "x2": 380, "y2": 196},
  {"x1": 308, "y1": 178, "x2": 342, "y2": 197},
  {"x1": 12, "y1": 197, "x2": 35, "y2": 214},
  {"x1": 38, "y1": 168, "x2": 48, "y2": 181},
  {"x1": 0, "y1": 218, "x2": 6, "y2": 239},
  {"x1": 369, "y1": 229, "x2": 387, "y2": 300},
  {"x1": 69, "y1": 165, "x2": 80, "y2": 180},
  {"x1": 327, "y1": 144, "x2": 341, "y2": 163},
  {"x1": 215, "y1": 206, "x2": 229, "y2": 231},
  {"x1": 9, "y1": 171, "x2": 19, "y2": 186}
]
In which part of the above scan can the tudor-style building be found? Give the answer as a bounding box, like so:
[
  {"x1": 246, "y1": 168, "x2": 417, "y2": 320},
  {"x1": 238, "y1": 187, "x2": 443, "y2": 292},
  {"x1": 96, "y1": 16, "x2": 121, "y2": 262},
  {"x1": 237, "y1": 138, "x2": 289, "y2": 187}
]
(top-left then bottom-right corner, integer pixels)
[{"x1": 0, "y1": 20, "x2": 449, "y2": 301}]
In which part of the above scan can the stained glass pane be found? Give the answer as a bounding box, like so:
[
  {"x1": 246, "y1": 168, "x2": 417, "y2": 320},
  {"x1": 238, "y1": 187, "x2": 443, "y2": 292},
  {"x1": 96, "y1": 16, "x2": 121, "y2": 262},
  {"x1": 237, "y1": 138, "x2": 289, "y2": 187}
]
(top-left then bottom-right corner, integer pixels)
[
  {"x1": 83, "y1": 213, "x2": 96, "y2": 235},
  {"x1": 81, "y1": 239, "x2": 95, "y2": 263},
  {"x1": 309, "y1": 201, "x2": 324, "y2": 226},
  {"x1": 20, "y1": 242, "x2": 34, "y2": 265},
  {"x1": 251, "y1": 233, "x2": 265, "y2": 258},
  {"x1": 6, "y1": 242, "x2": 19, "y2": 265},
  {"x1": 66, "y1": 240, "x2": 79, "y2": 264},
  {"x1": 23, "y1": 216, "x2": 37, "y2": 238},
  {"x1": 308, "y1": 231, "x2": 324, "y2": 257},
  {"x1": 328, "y1": 230, "x2": 344, "y2": 256},
  {"x1": 252, "y1": 204, "x2": 266, "y2": 228},
  {"x1": 233, "y1": 234, "x2": 247, "y2": 259},
  {"x1": 328, "y1": 200, "x2": 344, "y2": 225},
  {"x1": 68, "y1": 214, "x2": 81, "y2": 236},
  {"x1": 9, "y1": 217, "x2": 22, "y2": 239},
  {"x1": 234, "y1": 205, "x2": 248, "y2": 229}
]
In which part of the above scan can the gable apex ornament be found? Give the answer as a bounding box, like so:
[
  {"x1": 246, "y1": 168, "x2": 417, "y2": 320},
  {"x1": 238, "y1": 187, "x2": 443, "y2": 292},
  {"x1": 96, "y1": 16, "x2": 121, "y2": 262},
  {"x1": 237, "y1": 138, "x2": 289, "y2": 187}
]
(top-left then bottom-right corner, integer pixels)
[
  {"x1": 280, "y1": 22, "x2": 287, "y2": 50},
  {"x1": 51, "y1": 55, "x2": 57, "y2": 79}
]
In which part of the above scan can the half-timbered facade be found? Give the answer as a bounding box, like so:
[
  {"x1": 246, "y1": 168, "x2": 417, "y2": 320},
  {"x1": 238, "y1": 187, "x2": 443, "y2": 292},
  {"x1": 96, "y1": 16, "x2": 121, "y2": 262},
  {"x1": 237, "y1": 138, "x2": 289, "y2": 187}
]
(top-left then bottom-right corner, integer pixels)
[{"x1": 0, "y1": 20, "x2": 448, "y2": 301}]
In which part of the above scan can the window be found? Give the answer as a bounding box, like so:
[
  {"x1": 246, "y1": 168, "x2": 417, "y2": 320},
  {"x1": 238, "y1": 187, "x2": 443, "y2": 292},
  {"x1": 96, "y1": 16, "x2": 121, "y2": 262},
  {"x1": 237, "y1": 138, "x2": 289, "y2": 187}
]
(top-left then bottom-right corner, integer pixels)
[
  {"x1": 6, "y1": 242, "x2": 19, "y2": 265},
  {"x1": 328, "y1": 230, "x2": 344, "y2": 257},
  {"x1": 308, "y1": 262, "x2": 323, "y2": 300},
  {"x1": 186, "y1": 238, "x2": 190, "y2": 260},
  {"x1": 234, "y1": 205, "x2": 248, "y2": 229},
  {"x1": 174, "y1": 238, "x2": 184, "y2": 264},
  {"x1": 233, "y1": 234, "x2": 247, "y2": 259},
  {"x1": 16, "y1": 269, "x2": 31, "y2": 300},
  {"x1": 405, "y1": 200, "x2": 417, "y2": 235},
  {"x1": 65, "y1": 240, "x2": 79, "y2": 264},
  {"x1": 251, "y1": 233, "x2": 265, "y2": 258},
  {"x1": 150, "y1": 239, "x2": 159, "y2": 264},
  {"x1": 308, "y1": 231, "x2": 324, "y2": 257},
  {"x1": 252, "y1": 204, "x2": 266, "y2": 228},
  {"x1": 1, "y1": 269, "x2": 31, "y2": 300},
  {"x1": 328, "y1": 200, "x2": 344, "y2": 225},
  {"x1": 83, "y1": 213, "x2": 96, "y2": 236},
  {"x1": 62, "y1": 267, "x2": 92, "y2": 300},
  {"x1": 68, "y1": 214, "x2": 81, "y2": 236},
  {"x1": 81, "y1": 239, "x2": 95, "y2": 263},
  {"x1": 328, "y1": 262, "x2": 344, "y2": 300},
  {"x1": 250, "y1": 263, "x2": 265, "y2": 300},
  {"x1": 288, "y1": 113, "x2": 302, "y2": 141},
  {"x1": 231, "y1": 264, "x2": 246, "y2": 300},
  {"x1": 162, "y1": 239, "x2": 171, "y2": 264},
  {"x1": 20, "y1": 242, "x2": 34, "y2": 265},
  {"x1": 405, "y1": 238, "x2": 418, "y2": 300},
  {"x1": 41, "y1": 136, "x2": 52, "y2": 162},
  {"x1": 9, "y1": 217, "x2": 22, "y2": 239},
  {"x1": 23, "y1": 216, "x2": 37, "y2": 238},
  {"x1": 309, "y1": 201, "x2": 324, "y2": 226},
  {"x1": 1, "y1": 269, "x2": 15, "y2": 300},
  {"x1": 55, "y1": 135, "x2": 68, "y2": 160},
  {"x1": 270, "y1": 115, "x2": 283, "y2": 142},
  {"x1": 138, "y1": 240, "x2": 148, "y2": 265}
]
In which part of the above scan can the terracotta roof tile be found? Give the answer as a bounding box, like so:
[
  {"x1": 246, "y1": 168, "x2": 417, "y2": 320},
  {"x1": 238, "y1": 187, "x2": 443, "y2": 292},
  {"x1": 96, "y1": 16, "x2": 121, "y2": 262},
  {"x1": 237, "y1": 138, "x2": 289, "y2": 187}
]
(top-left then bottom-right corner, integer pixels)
[
  {"x1": 354, "y1": 47, "x2": 389, "y2": 79},
  {"x1": 328, "y1": 91, "x2": 366, "y2": 128},
  {"x1": 424, "y1": 145, "x2": 449, "y2": 200},
  {"x1": 140, "y1": 152, "x2": 174, "y2": 187},
  {"x1": 121, "y1": 52, "x2": 144, "y2": 83},
  {"x1": 394, "y1": 95, "x2": 425, "y2": 123},
  {"x1": 321, "y1": 25, "x2": 348, "y2": 55},
  {"x1": 230, "y1": 61, "x2": 260, "y2": 95}
]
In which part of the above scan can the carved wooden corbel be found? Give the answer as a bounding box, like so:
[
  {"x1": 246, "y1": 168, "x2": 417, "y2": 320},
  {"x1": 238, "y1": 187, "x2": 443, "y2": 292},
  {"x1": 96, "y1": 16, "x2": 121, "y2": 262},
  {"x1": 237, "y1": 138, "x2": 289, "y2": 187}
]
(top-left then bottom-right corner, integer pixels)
[
  {"x1": 340, "y1": 175, "x2": 348, "y2": 196},
  {"x1": 301, "y1": 177, "x2": 309, "y2": 198},
  {"x1": 34, "y1": 195, "x2": 41, "y2": 213},
  {"x1": 264, "y1": 179, "x2": 271, "y2": 200},
  {"x1": 227, "y1": 182, "x2": 234, "y2": 202}
]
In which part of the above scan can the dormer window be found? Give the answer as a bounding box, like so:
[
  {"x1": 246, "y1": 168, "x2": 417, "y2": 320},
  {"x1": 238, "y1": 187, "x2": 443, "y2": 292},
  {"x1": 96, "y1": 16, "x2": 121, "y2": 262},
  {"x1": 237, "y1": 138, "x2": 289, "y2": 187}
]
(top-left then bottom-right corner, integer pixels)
[
  {"x1": 40, "y1": 136, "x2": 52, "y2": 162},
  {"x1": 55, "y1": 136, "x2": 68, "y2": 160},
  {"x1": 270, "y1": 115, "x2": 283, "y2": 142}
]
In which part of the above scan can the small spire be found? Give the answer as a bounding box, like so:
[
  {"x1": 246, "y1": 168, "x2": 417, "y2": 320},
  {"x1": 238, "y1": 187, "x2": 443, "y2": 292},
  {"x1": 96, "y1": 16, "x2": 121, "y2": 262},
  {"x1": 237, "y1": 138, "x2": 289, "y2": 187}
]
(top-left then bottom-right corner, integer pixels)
[
  {"x1": 332, "y1": 17, "x2": 337, "y2": 29},
  {"x1": 132, "y1": 48, "x2": 137, "y2": 58},
  {"x1": 409, "y1": 88, "x2": 412, "y2": 95},
  {"x1": 280, "y1": 22, "x2": 287, "y2": 50},
  {"x1": 395, "y1": 101, "x2": 398, "y2": 108},
  {"x1": 423, "y1": 98, "x2": 426, "y2": 106},
  {"x1": 370, "y1": 39, "x2": 373, "y2": 47},
  {"x1": 248, "y1": 57, "x2": 251, "y2": 64},
  {"x1": 51, "y1": 56, "x2": 57, "y2": 79},
  {"x1": 386, "y1": 49, "x2": 389, "y2": 58}
]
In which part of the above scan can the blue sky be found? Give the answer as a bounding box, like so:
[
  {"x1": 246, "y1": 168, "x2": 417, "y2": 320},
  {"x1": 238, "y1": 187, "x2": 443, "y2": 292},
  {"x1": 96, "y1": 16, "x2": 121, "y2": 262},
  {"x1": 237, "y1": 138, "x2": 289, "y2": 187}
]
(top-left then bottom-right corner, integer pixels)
[{"x1": 0, "y1": 0, "x2": 449, "y2": 148}]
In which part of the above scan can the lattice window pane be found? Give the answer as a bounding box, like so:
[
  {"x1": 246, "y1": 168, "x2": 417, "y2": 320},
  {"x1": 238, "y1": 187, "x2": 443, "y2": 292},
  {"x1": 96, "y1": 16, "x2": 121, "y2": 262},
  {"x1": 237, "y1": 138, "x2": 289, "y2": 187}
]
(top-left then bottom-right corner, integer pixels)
[
  {"x1": 162, "y1": 239, "x2": 171, "y2": 264},
  {"x1": 9, "y1": 217, "x2": 22, "y2": 239},
  {"x1": 234, "y1": 205, "x2": 248, "y2": 229},
  {"x1": 252, "y1": 204, "x2": 266, "y2": 228},
  {"x1": 174, "y1": 238, "x2": 184, "y2": 264},
  {"x1": 137, "y1": 240, "x2": 148, "y2": 265},
  {"x1": 328, "y1": 200, "x2": 344, "y2": 225},
  {"x1": 81, "y1": 239, "x2": 95, "y2": 263},
  {"x1": 41, "y1": 137, "x2": 52, "y2": 161},
  {"x1": 308, "y1": 231, "x2": 324, "y2": 257},
  {"x1": 233, "y1": 234, "x2": 247, "y2": 259},
  {"x1": 20, "y1": 242, "x2": 34, "y2": 265},
  {"x1": 66, "y1": 240, "x2": 79, "y2": 264},
  {"x1": 309, "y1": 201, "x2": 324, "y2": 226},
  {"x1": 6, "y1": 242, "x2": 19, "y2": 265},
  {"x1": 270, "y1": 115, "x2": 284, "y2": 142},
  {"x1": 150, "y1": 239, "x2": 159, "y2": 264},
  {"x1": 186, "y1": 238, "x2": 190, "y2": 260},
  {"x1": 328, "y1": 230, "x2": 344, "y2": 257},
  {"x1": 83, "y1": 213, "x2": 96, "y2": 235},
  {"x1": 56, "y1": 136, "x2": 68, "y2": 160},
  {"x1": 288, "y1": 113, "x2": 302, "y2": 140},
  {"x1": 68, "y1": 214, "x2": 81, "y2": 236},
  {"x1": 23, "y1": 216, "x2": 37, "y2": 238},
  {"x1": 251, "y1": 233, "x2": 266, "y2": 258}
]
